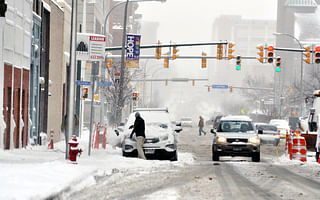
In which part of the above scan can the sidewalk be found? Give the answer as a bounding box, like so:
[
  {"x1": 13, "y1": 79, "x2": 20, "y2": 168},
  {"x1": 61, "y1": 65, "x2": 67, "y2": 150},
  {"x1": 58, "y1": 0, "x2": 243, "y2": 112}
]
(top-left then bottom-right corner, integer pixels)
[{"x1": 0, "y1": 129, "x2": 194, "y2": 200}]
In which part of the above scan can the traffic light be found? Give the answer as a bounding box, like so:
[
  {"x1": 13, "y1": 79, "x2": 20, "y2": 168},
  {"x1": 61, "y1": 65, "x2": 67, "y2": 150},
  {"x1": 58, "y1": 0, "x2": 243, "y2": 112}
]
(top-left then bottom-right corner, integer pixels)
[
  {"x1": 164, "y1": 52, "x2": 169, "y2": 68},
  {"x1": 275, "y1": 56, "x2": 281, "y2": 72},
  {"x1": 132, "y1": 92, "x2": 137, "y2": 101},
  {"x1": 172, "y1": 46, "x2": 179, "y2": 60},
  {"x1": 303, "y1": 45, "x2": 311, "y2": 64},
  {"x1": 94, "y1": 94, "x2": 99, "y2": 100},
  {"x1": 236, "y1": 55, "x2": 241, "y2": 71},
  {"x1": 256, "y1": 44, "x2": 264, "y2": 63},
  {"x1": 155, "y1": 40, "x2": 161, "y2": 59},
  {"x1": 106, "y1": 58, "x2": 112, "y2": 68},
  {"x1": 202, "y1": 52, "x2": 207, "y2": 68},
  {"x1": 217, "y1": 44, "x2": 223, "y2": 60},
  {"x1": 267, "y1": 45, "x2": 274, "y2": 63},
  {"x1": 314, "y1": 46, "x2": 320, "y2": 64},
  {"x1": 208, "y1": 85, "x2": 210, "y2": 92},
  {"x1": 229, "y1": 85, "x2": 233, "y2": 92},
  {"x1": 228, "y1": 42, "x2": 235, "y2": 60},
  {"x1": 82, "y1": 87, "x2": 88, "y2": 98}
]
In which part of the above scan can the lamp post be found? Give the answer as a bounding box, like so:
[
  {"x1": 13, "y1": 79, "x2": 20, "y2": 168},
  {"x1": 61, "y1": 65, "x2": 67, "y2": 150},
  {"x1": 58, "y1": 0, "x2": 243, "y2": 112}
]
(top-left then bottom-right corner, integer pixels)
[
  {"x1": 102, "y1": 0, "x2": 165, "y2": 124},
  {"x1": 273, "y1": 32, "x2": 303, "y2": 116}
]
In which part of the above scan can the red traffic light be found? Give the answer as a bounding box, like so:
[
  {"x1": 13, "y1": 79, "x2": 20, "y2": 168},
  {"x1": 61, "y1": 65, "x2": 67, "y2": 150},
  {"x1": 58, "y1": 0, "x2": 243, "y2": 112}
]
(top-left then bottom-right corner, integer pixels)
[
  {"x1": 315, "y1": 46, "x2": 320, "y2": 52},
  {"x1": 133, "y1": 93, "x2": 137, "y2": 97},
  {"x1": 267, "y1": 46, "x2": 274, "y2": 51}
]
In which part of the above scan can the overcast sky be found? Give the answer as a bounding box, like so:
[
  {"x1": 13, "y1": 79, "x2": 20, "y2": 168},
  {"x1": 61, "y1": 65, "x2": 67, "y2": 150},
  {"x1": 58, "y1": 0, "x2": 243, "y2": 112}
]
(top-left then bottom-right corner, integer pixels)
[{"x1": 137, "y1": 0, "x2": 277, "y2": 46}]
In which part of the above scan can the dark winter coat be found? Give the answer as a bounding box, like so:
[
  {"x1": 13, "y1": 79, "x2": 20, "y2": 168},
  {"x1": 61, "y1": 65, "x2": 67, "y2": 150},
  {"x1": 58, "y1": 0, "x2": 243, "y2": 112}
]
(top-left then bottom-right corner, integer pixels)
[{"x1": 130, "y1": 116, "x2": 146, "y2": 138}]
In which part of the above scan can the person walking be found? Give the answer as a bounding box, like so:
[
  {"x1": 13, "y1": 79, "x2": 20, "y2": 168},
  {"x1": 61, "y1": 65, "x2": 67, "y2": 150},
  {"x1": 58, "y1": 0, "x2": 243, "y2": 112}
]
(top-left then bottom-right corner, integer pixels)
[
  {"x1": 198, "y1": 116, "x2": 206, "y2": 136},
  {"x1": 130, "y1": 112, "x2": 147, "y2": 160}
]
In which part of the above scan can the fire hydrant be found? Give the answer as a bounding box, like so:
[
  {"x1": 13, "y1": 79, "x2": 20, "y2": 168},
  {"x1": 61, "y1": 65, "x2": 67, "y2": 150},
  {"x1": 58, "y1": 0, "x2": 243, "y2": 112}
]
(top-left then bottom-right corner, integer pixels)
[{"x1": 68, "y1": 135, "x2": 82, "y2": 163}]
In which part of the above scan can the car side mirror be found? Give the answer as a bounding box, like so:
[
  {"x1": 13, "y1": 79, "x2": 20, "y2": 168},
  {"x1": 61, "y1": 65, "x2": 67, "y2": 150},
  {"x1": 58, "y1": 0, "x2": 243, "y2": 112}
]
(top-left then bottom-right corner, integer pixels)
[
  {"x1": 175, "y1": 126, "x2": 182, "y2": 133},
  {"x1": 258, "y1": 129, "x2": 263, "y2": 134},
  {"x1": 176, "y1": 122, "x2": 181, "y2": 126},
  {"x1": 210, "y1": 129, "x2": 216, "y2": 134},
  {"x1": 129, "y1": 125, "x2": 134, "y2": 129}
]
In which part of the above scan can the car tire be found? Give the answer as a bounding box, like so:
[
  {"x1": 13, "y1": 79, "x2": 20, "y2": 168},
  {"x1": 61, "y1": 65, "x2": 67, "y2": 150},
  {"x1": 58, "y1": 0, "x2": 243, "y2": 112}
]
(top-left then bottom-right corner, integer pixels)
[
  {"x1": 212, "y1": 151, "x2": 220, "y2": 161},
  {"x1": 122, "y1": 151, "x2": 135, "y2": 157},
  {"x1": 252, "y1": 152, "x2": 260, "y2": 162},
  {"x1": 316, "y1": 151, "x2": 319, "y2": 162},
  {"x1": 169, "y1": 151, "x2": 178, "y2": 161}
]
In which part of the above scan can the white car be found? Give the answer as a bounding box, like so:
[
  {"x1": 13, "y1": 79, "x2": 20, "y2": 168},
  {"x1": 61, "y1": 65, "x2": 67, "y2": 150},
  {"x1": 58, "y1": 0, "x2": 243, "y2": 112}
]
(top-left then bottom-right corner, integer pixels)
[
  {"x1": 180, "y1": 117, "x2": 193, "y2": 127},
  {"x1": 255, "y1": 123, "x2": 280, "y2": 146},
  {"x1": 122, "y1": 108, "x2": 182, "y2": 161},
  {"x1": 269, "y1": 119, "x2": 290, "y2": 138}
]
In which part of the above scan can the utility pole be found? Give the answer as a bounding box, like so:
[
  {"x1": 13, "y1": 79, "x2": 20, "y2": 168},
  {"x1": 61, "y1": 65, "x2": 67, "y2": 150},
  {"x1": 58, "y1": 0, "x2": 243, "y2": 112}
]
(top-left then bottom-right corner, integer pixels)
[
  {"x1": 117, "y1": 0, "x2": 129, "y2": 124},
  {"x1": 66, "y1": 0, "x2": 77, "y2": 159}
]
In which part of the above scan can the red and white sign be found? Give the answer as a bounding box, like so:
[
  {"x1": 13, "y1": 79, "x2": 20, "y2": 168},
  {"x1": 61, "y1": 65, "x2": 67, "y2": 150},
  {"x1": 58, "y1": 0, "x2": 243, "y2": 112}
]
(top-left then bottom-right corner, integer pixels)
[{"x1": 77, "y1": 33, "x2": 106, "y2": 61}]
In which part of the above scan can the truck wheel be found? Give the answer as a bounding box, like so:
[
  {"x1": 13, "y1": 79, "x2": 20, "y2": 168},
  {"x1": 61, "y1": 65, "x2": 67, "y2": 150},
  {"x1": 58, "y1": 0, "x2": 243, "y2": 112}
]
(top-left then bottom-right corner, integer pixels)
[
  {"x1": 316, "y1": 151, "x2": 319, "y2": 162},
  {"x1": 212, "y1": 151, "x2": 220, "y2": 161},
  {"x1": 252, "y1": 152, "x2": 260, "y2": 162}
]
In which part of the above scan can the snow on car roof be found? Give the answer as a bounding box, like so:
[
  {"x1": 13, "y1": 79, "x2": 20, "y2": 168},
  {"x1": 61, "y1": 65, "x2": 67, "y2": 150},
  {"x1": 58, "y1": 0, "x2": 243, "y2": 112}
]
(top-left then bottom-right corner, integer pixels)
[
  {"x1": 127, "y1": 110, "x2": 171, "y2": 126},
  {"x1": 221, "y1": 115, "x2": 252, "y2": 121}
]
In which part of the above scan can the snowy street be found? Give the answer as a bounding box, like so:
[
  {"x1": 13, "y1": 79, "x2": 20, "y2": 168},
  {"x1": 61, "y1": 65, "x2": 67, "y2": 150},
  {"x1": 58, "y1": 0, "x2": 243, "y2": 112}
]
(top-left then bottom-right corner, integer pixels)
[{"x1": 63, "y1": 126, "x2": 320, "y2": 200}]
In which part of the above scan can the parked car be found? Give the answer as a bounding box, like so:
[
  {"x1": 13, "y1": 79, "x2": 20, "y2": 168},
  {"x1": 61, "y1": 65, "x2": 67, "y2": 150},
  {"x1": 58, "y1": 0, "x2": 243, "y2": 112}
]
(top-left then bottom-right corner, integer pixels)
[
  {"x1": 211, "y1": 115, "x2": 260, "y2": 162},
  {"x1": 269, "y1": 119, "x2": 290, "y2": 138},
  {"x1": 255, "y1": 123, "x2": 280, "y2": 146},
  {"x1": 122, "y1": 108, "x2": 181, "y2": 161},
  {"x1": 180, "y1": 117, "x2": 193, "y2": 127}
]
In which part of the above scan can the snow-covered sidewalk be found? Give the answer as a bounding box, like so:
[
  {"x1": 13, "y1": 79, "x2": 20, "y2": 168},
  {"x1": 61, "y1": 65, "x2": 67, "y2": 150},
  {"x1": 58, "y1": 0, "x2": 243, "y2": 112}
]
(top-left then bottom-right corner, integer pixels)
[{"x1": 0, "y1": 130, "x2": 194, "y2": 200}]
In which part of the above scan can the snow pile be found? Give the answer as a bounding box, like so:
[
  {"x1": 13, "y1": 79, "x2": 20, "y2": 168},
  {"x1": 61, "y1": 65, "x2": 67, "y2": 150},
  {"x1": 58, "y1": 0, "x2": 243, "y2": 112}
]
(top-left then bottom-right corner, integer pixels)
[{"x1": 0, "y1": 129, "x2": 194, "y2": 200}]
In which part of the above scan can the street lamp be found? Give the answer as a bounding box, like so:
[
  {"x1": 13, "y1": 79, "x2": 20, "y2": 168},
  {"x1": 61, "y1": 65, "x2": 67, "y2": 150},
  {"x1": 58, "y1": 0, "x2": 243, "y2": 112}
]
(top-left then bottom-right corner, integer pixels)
[
  {"x1": 102, "y1": 0, "x2": 165, "y2": 124},
  {"x1": 273, "y1": 32, "x2": 303, "y2": 116}
]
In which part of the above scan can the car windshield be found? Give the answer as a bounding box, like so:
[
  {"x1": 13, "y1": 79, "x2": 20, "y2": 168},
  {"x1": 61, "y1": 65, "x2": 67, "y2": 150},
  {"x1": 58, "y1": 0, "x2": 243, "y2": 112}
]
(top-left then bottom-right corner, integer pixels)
[
  {"x1": 218, "y1": 121, "x2": 254, "y2": 132},
  {"x1": 257, "y1": 125, "x2": 277, "y2": 131}
]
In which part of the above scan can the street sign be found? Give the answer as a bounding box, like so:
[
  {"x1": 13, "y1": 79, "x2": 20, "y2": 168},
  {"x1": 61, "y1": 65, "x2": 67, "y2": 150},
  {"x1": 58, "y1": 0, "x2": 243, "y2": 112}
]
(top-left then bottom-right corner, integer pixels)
[
  {"x1": 75, "y1": 81, "x2": 91, "y2": 86},
  {"x1": 211, "y1": 84, "x2": 229, "y2": 89},
  {"x1": 126, "y1": 34, "x2": 141, "y2": 68},
  {"x1": 76, "y1": 33, "x2": 106, "y2": 61},
  {"x1": 98, "y1": 81, "x2": 112, "y2": 87}
]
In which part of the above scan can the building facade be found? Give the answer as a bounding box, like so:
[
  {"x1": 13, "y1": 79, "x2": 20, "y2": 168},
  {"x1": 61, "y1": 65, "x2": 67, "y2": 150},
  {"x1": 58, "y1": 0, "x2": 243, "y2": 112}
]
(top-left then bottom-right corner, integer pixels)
[{"x1": 1, "y1": 0, "x2": 33, "y2": 149}]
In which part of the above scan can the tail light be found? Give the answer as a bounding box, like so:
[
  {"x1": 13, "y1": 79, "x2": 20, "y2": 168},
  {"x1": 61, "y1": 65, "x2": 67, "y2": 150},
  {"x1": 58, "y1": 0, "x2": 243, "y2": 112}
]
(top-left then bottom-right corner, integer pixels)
[
  {"x1": 277, "y1": 130, "x2": 280, "y2": 136},
  {"x1": 214, "y1": 122, "x2": 216, "y2": 127}
]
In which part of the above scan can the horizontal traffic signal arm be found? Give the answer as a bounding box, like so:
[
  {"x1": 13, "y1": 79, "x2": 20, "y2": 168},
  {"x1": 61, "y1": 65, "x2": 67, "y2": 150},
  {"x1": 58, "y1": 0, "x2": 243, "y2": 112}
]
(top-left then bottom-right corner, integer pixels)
[
  {"x1": 106, "y1": 54, "x2": 258, "y2": 60},
  {"x1": 105, "y1": 41, "x2": 229, "y2": 51}
]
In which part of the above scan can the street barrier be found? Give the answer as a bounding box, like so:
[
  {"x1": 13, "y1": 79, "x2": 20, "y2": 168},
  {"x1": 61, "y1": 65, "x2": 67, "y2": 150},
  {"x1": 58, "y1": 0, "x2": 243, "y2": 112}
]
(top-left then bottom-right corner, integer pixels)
[
  {"x1": 292, "y1": 136, "x2": 307, "y2": 162},
  {"x1": 91, "y1": 122, "x2": 96, "y2": 149},
  {"x1": 95, "y1": 123, "x2": 100, "y2": 149},
  {"x1": 48, "y1": 130, "x2": 54, "y2": 149},
  {"x1": 102, "y1": 124, "x2": 107, "y2": 149}
]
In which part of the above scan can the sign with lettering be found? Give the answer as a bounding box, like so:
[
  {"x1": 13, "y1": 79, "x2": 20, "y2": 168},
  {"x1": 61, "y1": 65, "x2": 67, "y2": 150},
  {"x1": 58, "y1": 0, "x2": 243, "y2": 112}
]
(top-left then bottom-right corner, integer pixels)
[
  {"x1": 126, "y1": 34, "x2": 141, "y2": 68},
  {"x1": 76, "y1": 33, "x2": 106, "y2": 61}
]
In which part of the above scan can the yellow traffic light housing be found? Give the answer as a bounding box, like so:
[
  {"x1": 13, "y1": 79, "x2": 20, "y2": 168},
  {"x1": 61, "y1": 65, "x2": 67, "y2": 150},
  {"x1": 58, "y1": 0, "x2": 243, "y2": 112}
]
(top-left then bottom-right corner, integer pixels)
[
  {"x1": 202, "y1": 52, "x2": 207, "y2": 68},
  {"x1": 164, "y1": 52, "x2": 169, "y2": 68},
  {"x1": 155, "y1": 40, "x2": 161, "y2": 59},
  {"x1": 228, "y1": 42, "x2": 235, "y2": 60},
  {"x1": 303, "y1": 45, "x2": 311, "y2": 64},
  {"x1": 106, "y1": 58, "x2": 112, "y2": 68},
  {"x1": 82, "y1": 87, "x2": 88, "y2": 99},
  {"x1": 217, "y1": 44, "x2": 223, "y2": 60},
  {"x1": 256, "y1": 45, "x2": 264, "y2": 63},
  {"x1": 172, "y1": 46, "x2": 179, "y2": 60}
]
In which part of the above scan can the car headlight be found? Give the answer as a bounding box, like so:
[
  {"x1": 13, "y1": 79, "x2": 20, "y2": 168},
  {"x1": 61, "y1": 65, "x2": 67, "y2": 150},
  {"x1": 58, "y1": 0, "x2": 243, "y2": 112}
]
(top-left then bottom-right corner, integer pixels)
[
  {"x1": 216, "y1": 136, "x2": 227, "y2": 143},
  {"x1": 160, "y1": 134, "x2": 169, "y2": 141},
  {"x1": 248, "y1": 136, "x2": 259, "y2": 144}
]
